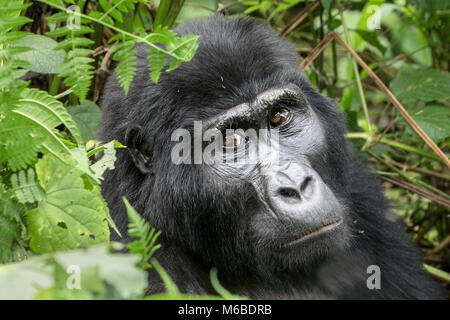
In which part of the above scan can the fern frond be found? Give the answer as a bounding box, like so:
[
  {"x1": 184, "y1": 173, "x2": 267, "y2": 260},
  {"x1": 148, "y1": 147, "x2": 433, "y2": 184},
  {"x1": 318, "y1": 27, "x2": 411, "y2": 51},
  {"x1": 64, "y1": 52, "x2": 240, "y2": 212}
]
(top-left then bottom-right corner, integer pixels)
[
  {"x1": 123, "y1": 197, "x2": 161, "y2": 269},
  {"x1": 110, "y1": 40, "x2": 137, "y2": 94},
  {"x1": 0, "y1": 185, "x2": 28, "y2": 264},
  {"x1": 147, "y1": 48, "x2": 167, "y2": 84},
  {"x1": 58, "y1": 49, "x2": 95, "y2": 101},
  {"x1": 45, "y1": 19, "x2": 95, "y2": 101},
  {"x1": 0, "y1": 88, "x2": 84, "y2": 170},
  {"x1": 10, "y1": 168, "x2": 45, "y2": 204}
]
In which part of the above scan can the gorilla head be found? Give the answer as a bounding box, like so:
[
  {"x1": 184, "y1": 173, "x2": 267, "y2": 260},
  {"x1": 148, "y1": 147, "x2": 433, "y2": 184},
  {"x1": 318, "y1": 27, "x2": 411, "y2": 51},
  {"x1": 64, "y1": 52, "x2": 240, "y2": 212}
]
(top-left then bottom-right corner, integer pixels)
[{"x1": 100, "y1": 16, "x2": 443, "y2": 299}]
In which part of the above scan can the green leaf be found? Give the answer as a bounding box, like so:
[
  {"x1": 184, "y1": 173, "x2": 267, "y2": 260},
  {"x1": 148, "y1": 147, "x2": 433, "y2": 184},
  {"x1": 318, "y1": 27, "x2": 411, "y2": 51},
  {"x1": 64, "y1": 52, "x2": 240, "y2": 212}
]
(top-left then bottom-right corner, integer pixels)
[
  {"x1": 124, "y1": 197, "x2": 161, "y2": 270},
  {"x1": 10, "y1": 168, "x2": 45, "y2": 204},
  {"x1": 0, "y1": 88, "x2": 83, "y2": 170},
  {"x1": 167, "y1": 34, "x2": 199, "y2": 61},
  {"x1": 0, "y1": 16, "x2": 32, "y2": 31},
  {"x1": 0, "y1": 244, "x2": 147, "y2": 300},
  {"x1": 147, "y1": 48, "x2": 167, "y2": 83},
  {"x1": 110, "y1": 40, "x2": 137, "y2": 94},
  {"x1": 27, "y1": 155, "x2": 110, "y2": 253},
  {"x1": 13, "y1": 35, "x2": 66, "y2": 74},
  {"x1": 390, "y1": 68, "x2": 450, "y2": 102},
  {"x1": 59, "y1": 49, "x2": 95, "y2": 101},
  {"x1": 99, "y1": 0, "x2": 123, "y2": 23},
  {"x1": 320, "y1": 0, "x2": 332, "y2": 10},
  {"x1": 399, "y1": 104, "x2": 450, "y2": 142},
  {"x1": 0, "y1": 186, "x2": 28, "y2": 264},
  {"x1": 67, "y1": 100, "x2": 101, "y2": 142},
  {"x1": 90, "y1": 140, "x2": 119, "y2": 180},
  {"x1": 353, "y1": 29, "x2": 386, "y2": 55}
]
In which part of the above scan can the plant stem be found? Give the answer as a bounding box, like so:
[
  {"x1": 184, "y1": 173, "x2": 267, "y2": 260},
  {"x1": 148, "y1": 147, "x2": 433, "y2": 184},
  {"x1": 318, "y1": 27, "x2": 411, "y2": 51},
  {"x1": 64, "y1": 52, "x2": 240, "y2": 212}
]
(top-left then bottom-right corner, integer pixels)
[
  {"x1": 347, "y1": 132, "x2": 442, "y2": 162},
  {"x1": 38, "y1": 0, "x2": 188, "y2": 61},
  {"x1": 339, "y1": 7, "x2": 371, "y2": 133},
  {"x1": 366, "y1": 150, "x2": 450, "y2": 199},
  {"x1": 48, "y1": 74, "x2": 61, "y2": 96}
]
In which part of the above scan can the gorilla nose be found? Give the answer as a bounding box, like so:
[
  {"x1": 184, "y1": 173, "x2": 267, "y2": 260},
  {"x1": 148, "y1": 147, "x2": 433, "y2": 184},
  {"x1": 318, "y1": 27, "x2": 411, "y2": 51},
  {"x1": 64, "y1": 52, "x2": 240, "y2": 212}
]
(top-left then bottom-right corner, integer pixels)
[{"x1": 276, "y1": 176, "x2": 314, "y2": 203}]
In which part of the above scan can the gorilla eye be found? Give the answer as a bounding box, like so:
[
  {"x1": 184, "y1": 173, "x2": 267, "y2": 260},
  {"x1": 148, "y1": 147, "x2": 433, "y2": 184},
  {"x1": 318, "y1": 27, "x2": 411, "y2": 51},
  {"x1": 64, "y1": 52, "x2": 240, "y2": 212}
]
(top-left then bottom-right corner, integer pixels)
[
  {"x1": 223, "y1": 132, "x2": 246, "y2": 148},
  {"x1": 269, "y1": 108, "x2": 291, "y2": 127}
]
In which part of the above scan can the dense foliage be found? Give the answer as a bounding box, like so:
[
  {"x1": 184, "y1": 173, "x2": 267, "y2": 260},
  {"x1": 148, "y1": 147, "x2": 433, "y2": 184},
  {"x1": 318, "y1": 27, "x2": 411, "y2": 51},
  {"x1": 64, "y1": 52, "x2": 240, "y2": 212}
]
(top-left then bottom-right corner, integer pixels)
[{"x1": 0, "y1": 0, "x2": 449, "y2": 299}]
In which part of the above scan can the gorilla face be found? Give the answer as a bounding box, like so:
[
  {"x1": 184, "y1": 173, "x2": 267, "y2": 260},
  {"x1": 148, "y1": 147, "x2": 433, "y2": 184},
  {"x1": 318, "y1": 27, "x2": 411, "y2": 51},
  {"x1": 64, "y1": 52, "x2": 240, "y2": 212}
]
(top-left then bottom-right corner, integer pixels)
[
  {"x1": 126, "y1": 80, "x2": 349, "y2": 277},
  {"x1": 200, "y1": 84, "x2": 349, "y2": 266}
]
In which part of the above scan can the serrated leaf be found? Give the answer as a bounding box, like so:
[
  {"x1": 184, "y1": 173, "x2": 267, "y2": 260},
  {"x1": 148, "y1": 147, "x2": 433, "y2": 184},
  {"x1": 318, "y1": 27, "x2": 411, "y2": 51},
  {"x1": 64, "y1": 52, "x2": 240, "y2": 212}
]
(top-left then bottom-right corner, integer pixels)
[
  {"x1": 10, "y1": 168, "x2": 45, "y2": 204},
  {"x1": 53, "y1": 37, "x2": 94, "y2": 50},
  {"x1": 13, "y1": 35, "x2": 66, "y2": 74},
  {"x1": 399, "y1": 104, "x2": 450, "y2": 142},
  {"x1": 167, "y1": 35, "x2": 199, "y2": 61},
  {"x1": 28, "y1": 155, "x2": 110, "y2": 253},
  {"x1": 46, "y1": 26, "x2": 94, "y2": 37},
  {"x1": 99, "y1": 0, "x2": 123, "y2": 22},
  {"x1": 0, "y1": 88, "x2": 83, "y2": 170},
  {"x1": 0, "y1": 16, "x2": 33, "y2": 31},
  {"x1": 147, "y1": 48, "x2": 167, "y2": 83},
  {"x1": 0, "y1": 186, "x2": 28, "y2": 263},
  {"x1": 390, "y1": 68, "x2": 450, "y2": 102},
  {"x1": 123, "y1": 197, "x2": 161, "y2": 270},
  {"x1": 18, "y1": 88, "x2": 84, "y2": 145}
]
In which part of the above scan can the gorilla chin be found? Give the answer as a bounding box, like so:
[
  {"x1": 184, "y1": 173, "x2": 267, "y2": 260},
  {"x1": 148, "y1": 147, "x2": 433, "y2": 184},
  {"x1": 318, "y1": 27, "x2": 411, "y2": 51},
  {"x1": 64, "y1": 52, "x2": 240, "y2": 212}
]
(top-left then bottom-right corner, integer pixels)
[{"x1": 251, "y1": 197, "x2": 349, "y2": 269}]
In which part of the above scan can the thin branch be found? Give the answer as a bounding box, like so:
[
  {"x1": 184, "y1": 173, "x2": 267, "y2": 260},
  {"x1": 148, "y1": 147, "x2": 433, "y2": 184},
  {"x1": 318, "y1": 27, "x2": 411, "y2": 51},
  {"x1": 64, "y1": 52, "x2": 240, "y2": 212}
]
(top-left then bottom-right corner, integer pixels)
[
  {"x1": 377, "y1": 175, "x2": 450, "y2": 208},
  {"x1": 339, "y1": 7, "x2": 371, "y2": 133},
  {"x1": 280, "y1": 0, "x2": 319, "y2": 37},
  {"x1": 300, "y1": 31, "x2": 450, "y2": 169}
]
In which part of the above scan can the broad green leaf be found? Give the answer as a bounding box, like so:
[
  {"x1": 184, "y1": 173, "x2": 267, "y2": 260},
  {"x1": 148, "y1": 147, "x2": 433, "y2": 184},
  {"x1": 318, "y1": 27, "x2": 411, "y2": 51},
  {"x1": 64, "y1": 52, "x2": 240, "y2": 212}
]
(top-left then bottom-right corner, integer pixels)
[
  {"x1": 67, "y1": 100, "x2": 101, "y2": 142},
  {"x1": 390, "y1": 68, "x2": 450, "y2": 102},
  {"x1": 399, "y1": 104, "x2": 450, "y2": 142},
  {"x1": 0, "y1": 244, "x2": 147, "y2": 300},
  {"x1": 28, "y1": 155, "x2": 110, "y2": 253},
  {"x1": 13, "y1": 35, "x2": 66, "y2": 74}
]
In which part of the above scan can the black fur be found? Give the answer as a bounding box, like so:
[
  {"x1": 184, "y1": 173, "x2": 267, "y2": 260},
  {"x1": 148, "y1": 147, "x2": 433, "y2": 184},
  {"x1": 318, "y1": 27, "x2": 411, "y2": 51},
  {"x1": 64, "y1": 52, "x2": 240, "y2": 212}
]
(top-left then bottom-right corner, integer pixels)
[{"x1": 99, "y1": 16, "x2": 443, "y2": 299}]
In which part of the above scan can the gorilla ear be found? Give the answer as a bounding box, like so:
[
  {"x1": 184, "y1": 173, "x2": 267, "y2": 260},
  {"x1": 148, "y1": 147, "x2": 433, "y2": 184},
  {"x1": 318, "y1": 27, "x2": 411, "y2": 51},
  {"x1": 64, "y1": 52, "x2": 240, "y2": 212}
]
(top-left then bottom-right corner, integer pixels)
[{"x1": 125, "y1": 126, "x2": 153, "y2": 175}]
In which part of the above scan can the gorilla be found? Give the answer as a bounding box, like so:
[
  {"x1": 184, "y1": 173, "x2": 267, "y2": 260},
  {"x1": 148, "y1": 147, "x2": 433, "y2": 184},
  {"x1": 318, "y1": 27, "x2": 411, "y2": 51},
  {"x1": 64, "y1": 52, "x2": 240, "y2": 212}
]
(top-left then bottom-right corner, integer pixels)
[{"x1": 99, "y1": 15, "x2": 443, "y2": 299}]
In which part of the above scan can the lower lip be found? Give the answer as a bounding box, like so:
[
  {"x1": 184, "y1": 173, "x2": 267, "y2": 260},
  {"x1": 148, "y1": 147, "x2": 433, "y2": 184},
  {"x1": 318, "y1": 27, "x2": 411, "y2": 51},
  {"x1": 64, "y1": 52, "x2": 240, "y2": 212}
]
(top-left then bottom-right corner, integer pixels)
[{"x1": 286, "y1": 218, "x2": 343, "y2": 247}]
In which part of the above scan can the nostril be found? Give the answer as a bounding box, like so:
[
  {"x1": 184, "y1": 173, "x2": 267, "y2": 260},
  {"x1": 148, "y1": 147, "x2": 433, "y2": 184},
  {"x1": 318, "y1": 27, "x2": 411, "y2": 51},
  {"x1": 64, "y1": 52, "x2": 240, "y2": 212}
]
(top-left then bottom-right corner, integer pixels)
[
  {"x1": 278, "y1": 187, "x2": 301, "y2": 200},
  {"x1": 300, "y1": 176, "x2": 313, "y2": 193}
]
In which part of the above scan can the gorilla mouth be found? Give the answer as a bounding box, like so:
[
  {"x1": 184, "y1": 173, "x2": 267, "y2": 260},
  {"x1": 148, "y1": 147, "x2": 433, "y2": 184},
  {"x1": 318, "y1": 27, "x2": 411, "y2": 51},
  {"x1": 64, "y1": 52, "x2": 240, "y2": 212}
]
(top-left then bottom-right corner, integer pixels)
[{"x1": 286, "y1": 218, "x2": 343, "y2": 247}]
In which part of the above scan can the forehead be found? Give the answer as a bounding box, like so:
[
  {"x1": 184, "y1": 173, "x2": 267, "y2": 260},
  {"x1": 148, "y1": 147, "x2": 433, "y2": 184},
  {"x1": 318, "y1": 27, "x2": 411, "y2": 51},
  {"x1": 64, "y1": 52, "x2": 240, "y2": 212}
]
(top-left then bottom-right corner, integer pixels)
[{"x1": 152, "y1": 17, "x2": 304, "y2": 123}]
